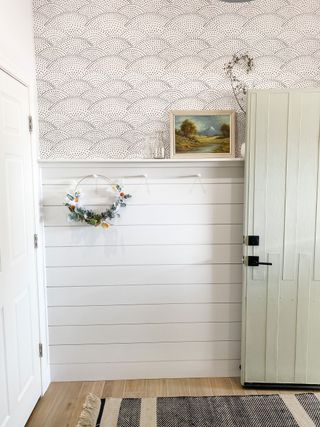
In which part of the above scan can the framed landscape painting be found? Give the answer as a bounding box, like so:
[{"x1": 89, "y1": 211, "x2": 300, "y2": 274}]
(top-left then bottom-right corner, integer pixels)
[{"x1": 170, "y1": 110, "x2": 236, "y2": 158}]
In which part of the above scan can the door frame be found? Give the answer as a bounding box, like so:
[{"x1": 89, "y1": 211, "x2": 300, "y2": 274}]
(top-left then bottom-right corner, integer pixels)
[
  {"x1": 0, "y1": 64, "x2": 50, "y2": 394},
  {"x1": 240, "y1": 91, "x2": 252, "y2": 385},
  {"x1": 240, "y1": 90, "x2": 252, "y2": 385}
]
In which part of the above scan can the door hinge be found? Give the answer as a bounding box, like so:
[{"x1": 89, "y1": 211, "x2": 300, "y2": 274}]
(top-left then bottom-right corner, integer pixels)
[
  {"x1": 34, "y1": 233, "x2": 38, "y2": 249},
  {"x1": 28, "y1": 115, "x2": 33, "y2": 133},
  {"x1": 39, "y1": 343, "x2": 43, "y2": 358}
]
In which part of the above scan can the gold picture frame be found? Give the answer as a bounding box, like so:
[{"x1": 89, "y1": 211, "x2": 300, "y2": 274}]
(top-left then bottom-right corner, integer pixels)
[{"x1": 170, "y1": 110, "x2": 236, "y2": 159}]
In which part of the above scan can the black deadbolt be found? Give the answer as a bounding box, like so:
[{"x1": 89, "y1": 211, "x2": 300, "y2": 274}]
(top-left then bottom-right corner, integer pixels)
[{"x1": 247, "y1": 235, "x2": 259, "y2": 246}]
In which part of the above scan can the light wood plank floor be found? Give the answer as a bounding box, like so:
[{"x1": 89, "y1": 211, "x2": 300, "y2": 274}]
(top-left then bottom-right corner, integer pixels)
[{"x1": 26, "y1": 377, "x2": 315, "y2": 427}]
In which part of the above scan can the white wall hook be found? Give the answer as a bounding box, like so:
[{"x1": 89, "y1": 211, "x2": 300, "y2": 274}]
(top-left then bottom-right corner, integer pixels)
[{"x1": 190, "y1": 173, "x2": 206, "y2": 193}]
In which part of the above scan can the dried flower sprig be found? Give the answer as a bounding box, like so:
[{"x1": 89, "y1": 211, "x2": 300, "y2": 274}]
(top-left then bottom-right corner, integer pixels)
[{"x1": 224, "y1": 53, "x2": 254, "y2": 114}]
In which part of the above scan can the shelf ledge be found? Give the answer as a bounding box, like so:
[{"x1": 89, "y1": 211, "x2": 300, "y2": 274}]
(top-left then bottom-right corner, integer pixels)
[{"x1": 38, "y1": 158, "x2": 244, "y2": 164}]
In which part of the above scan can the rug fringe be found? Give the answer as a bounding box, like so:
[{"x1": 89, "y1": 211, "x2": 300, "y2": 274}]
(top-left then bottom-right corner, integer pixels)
[{"x1": 76, "y1": 393, "x2": 101, "y2": 427}]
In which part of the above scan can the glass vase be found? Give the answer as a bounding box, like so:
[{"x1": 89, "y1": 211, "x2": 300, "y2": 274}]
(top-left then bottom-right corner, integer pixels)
[
  {"x1": 142, "y1": 136, "x2": 154, "y2": 159},
  {"x1": 153, "y1": 131, "x2": 165, "y2": 159}
]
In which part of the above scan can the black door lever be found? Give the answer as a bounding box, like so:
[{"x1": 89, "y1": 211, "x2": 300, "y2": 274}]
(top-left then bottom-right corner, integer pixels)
[{"x1": 246, "y1": 256, "x2": 272, "y2": 267}]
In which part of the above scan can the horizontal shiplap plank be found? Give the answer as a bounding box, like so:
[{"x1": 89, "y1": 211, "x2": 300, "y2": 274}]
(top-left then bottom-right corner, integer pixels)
[
  {"x1": 49, "y1": 341, "x2": 241, "y2": 364},
  {"x1": 46, "y1": 245, "x2": 242, "y2": 267},
  {"x1": 46, "y1": 264, "x2": 242, "y2": 287},
  {"x1": 48, "y1": 303, "x2": 241, "y2": 326},
  {"x1": 47, "y1": 283, "x2": 242, "y2": 306},
  {"x1": 43, "y1": 204, "x2": 244, "y2": 226},
  {"x1": 41, "y1": 165, "x2": 244, "y2": 184},
  {"x1": 42, "y1": 183, "x2": 244, "y2": 206},
  {"x1": 44, "y1": 224, "x2": 243, "y2": 247},
  {"x1": 50, "y1": 359, "x2": 241, "y2": 381},
  {"x1": 49, "y1": 322, "x2": 241, "y2": 345},
  {"x1": 43, "y1": 177, "x2": 244, "y2": 186}
]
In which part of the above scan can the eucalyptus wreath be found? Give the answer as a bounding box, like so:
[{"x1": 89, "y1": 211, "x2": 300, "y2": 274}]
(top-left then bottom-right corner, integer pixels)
[
  {"x1": 224, "y1": 53, "x2": 254, "y2": 114},
  {"x1": 65, "y1": 182, "x2": 131, "y2": 229}
]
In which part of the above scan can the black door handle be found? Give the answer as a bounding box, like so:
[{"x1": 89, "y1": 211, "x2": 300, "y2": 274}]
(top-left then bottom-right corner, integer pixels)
[{"x1": 246, "y1": 256, "x2": 272, "y2": 267}]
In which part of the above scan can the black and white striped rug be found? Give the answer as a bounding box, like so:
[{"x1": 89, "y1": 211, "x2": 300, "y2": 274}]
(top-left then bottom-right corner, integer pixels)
[{"x1": 76, "y1": 393, "x2": 320, "y2": 427}]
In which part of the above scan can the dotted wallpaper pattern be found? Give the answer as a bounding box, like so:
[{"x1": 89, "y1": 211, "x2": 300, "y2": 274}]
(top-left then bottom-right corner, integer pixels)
[{"x1": 33, "y1": 0, "x2": 320, "y2": 159}]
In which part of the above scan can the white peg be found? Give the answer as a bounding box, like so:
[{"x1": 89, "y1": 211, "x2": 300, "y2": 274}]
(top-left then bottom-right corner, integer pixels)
[{"x1": 190, "y1": 172, "x2": 206, "y2": 193}]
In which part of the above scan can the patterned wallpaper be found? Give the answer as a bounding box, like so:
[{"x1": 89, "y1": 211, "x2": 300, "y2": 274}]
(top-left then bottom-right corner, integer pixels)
[{"x1": 33, "y1": 0, "x2": 320, "y2": 159}]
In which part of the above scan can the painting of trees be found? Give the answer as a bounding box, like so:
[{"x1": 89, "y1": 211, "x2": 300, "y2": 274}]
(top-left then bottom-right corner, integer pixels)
[
  {"x1": 220, "y1": 123, "x2": 230, "y2": 138},
  {"x1": 173, "y1": 112, "x2": 234, "y2": 156},
  {"x1": 180, "y1": 119, "x2": 197, "y2": 138}
]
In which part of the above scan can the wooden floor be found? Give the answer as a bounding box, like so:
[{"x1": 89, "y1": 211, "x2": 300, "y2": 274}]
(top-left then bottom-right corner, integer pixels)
[{"x1": 26, "y1": 377, "x2": 314, "y2": 427}]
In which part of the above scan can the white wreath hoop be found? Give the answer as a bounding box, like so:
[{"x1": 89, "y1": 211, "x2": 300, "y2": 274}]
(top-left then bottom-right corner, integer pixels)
[{"x1": 65, "y1": 174, "x2": 132, "y2": 229}]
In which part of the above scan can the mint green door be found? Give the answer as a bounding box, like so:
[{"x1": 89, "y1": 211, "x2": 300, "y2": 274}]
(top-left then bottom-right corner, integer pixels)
[{"x1": 242, "y1": 88, "x2": 320, "y2": 385}]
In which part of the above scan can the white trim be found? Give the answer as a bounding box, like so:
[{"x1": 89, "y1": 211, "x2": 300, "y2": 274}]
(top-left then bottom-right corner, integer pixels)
[
  {"x1": 249, "y1": 87, "x2": 320, "y2": 94},
  {"x1": 38, "y1": 158, "x2": 244, "y2": 165},
  {"x1": 0, "y1": 62, "x2": 50, "y2": 394},
  {"x1": 28, "y1": 86, "x2": 50, "y2": 394}
]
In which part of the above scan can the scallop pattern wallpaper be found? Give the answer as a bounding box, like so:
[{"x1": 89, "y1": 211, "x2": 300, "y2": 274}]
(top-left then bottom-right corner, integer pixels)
[{"x1": 33, "y1": 0, "x2": 320, "y2": 159}]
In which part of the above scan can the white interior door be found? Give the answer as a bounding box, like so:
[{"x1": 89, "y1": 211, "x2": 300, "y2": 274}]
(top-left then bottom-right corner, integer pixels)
[
  {"x1": 0, "y1": 70, "x2": 41, "y2": 427},
  {"x1": 242, "y1": 88, "x2": 320, "y2": 386}
]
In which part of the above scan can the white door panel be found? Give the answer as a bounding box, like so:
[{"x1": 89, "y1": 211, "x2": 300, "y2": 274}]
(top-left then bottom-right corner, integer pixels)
[
  {"x1": 5, "y1": 157, "x2": 28, "y2": 262},
  {"x1": 242, "y1": 88, "x2": 320, "y2": 386},
  {"x1": 0, "y1": 70, "x2": 41, "y2": 426}
]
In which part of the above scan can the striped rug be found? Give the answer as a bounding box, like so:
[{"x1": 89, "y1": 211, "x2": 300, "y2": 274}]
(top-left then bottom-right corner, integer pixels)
[{"x1": 76, "y1": 393, "x2": 320, "y2": 427}]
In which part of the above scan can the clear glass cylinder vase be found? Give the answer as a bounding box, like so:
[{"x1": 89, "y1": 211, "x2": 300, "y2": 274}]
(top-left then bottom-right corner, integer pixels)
[
  {"x1": 142, "y1": 136, "x2": 154, "y2": 159},
  {"x1": 153, "y1": 131, "x2": 165, "y2": 159}
]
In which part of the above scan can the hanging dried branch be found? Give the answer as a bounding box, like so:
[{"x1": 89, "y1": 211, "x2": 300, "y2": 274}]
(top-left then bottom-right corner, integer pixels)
[{"x1": 224, "y1": 53, "x2": 254, "y2": 114}]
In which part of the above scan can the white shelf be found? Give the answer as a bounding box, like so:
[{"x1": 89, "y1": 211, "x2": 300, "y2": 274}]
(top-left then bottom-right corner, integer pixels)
[{"x1": 38, "y1": 158, "x2": 244, "y2": 164}]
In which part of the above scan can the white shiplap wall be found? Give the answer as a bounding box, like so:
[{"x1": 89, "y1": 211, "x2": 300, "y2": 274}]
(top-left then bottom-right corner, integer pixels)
[{"x1": 41, "y1": 160, "x2": 244, "y2": 381}]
